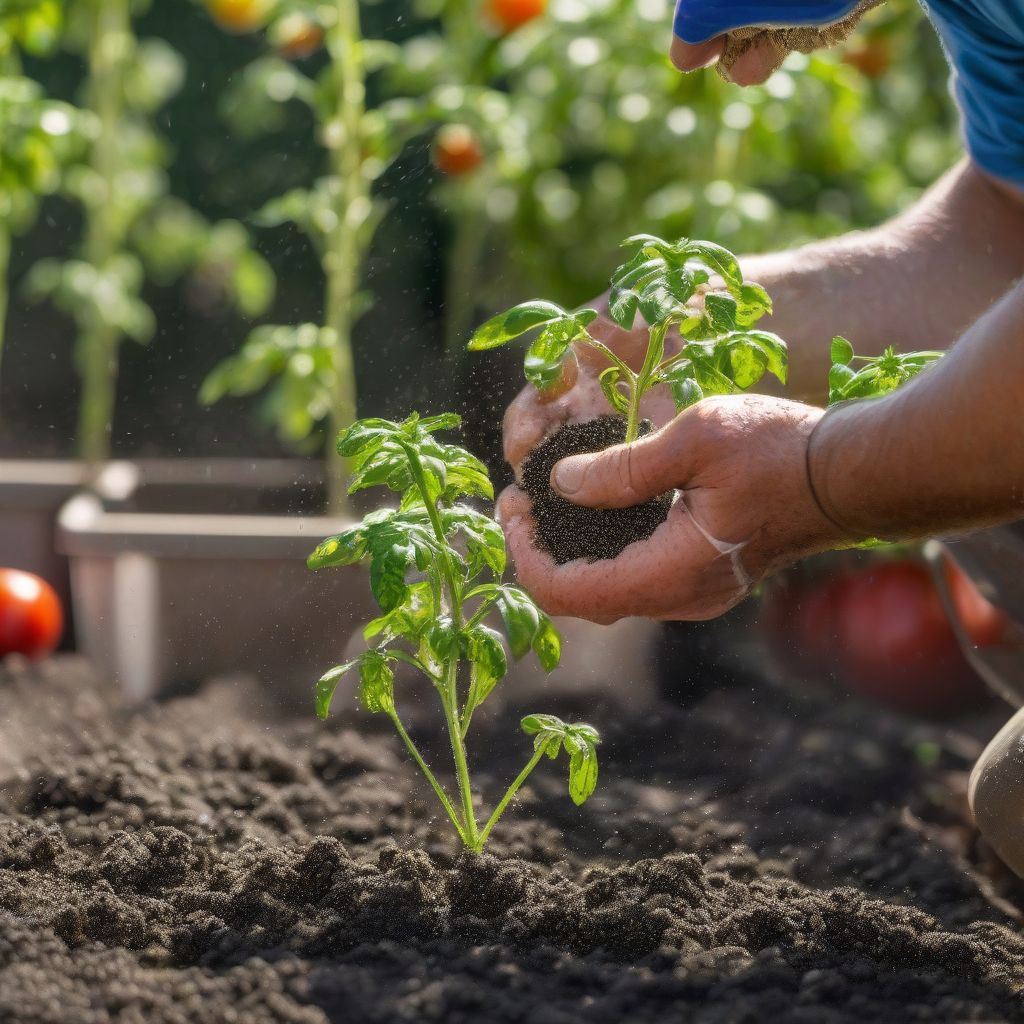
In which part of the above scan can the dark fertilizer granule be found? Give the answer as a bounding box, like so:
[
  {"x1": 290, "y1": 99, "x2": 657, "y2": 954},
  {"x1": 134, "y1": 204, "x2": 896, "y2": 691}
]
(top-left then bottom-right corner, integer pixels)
[
  {"x1": 2, "y1": 656, "x2": 1024, "y2": 1024},
  {"x1": 521, "y1": 416, "x2": 673, "y2": 564}
]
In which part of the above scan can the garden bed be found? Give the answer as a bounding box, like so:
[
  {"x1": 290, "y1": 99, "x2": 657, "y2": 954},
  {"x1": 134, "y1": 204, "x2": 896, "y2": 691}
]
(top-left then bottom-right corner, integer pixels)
[{"x1": 1, "y1": 655, "x2": 1023, "y2": 1023}]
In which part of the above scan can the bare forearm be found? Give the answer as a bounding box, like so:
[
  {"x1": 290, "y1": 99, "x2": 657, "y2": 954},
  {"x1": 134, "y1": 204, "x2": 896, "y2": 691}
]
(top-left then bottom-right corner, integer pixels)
[
  {"x1": 742, "y1": 161, "x2": 1024, "y2": 402},
  {"x1": 810, "y1": 279, "x2": 1024, "y2": 540}
]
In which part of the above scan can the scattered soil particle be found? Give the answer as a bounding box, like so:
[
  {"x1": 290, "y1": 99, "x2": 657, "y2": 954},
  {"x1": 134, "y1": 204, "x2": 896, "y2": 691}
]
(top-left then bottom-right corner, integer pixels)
[
  {"x1": 1, "y1": 656, "x2": 1023, "y2": 1023},
  {"x1": 521, "y1": 416, "x2": 672, "y2": 564}
]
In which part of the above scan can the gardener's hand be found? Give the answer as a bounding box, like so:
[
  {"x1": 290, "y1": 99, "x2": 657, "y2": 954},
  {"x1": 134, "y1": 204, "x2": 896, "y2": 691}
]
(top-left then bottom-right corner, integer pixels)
[
  {"x1": 503, "y1": 308, "x2": 678, "y2": 478},
  {"x1": 499, "y1": 394, "x2": 845, "y2": 623}
]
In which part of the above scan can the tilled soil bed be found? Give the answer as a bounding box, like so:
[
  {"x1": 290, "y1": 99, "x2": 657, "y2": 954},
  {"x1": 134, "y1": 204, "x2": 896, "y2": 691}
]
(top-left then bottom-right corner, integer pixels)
[{"x1": 1, "y1": 655, "x2": 1023, "y2": 1023}]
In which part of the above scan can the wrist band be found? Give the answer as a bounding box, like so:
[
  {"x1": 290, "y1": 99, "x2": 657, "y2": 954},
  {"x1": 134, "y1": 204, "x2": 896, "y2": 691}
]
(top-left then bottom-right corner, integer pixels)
[{"x1": 804, "y1": 406, "x2": 860, "y2": 540}]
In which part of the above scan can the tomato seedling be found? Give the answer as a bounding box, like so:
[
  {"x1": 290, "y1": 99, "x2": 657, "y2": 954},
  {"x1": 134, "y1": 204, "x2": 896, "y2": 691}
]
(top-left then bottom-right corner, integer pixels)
[
  {"x1": 309, "y1": 412, "x2": 599, "y2": 851},
  {"x1": 827, "y1": 335, "x2": 942, "y2": 404},
  {"x1": 469, "y1": 234, "x2": 788, "y2": 443}
]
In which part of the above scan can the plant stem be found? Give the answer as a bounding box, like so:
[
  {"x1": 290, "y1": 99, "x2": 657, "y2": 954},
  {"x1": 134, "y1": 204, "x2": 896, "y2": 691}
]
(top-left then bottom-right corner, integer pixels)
[
  {"x1": 440, "y1": 657, "x2": 479, "y2": 847},
  {"x1": 474, "y1": 746, "x2": 546, "y2": 850},
  {"x1": 322, "y1": 0, "x2": 368, "y2": 516},
  {"x1": 624, "y1": 322, "x2": 668, "y2": 444},
  {"x1": 78, "y1": 0, "x2": 130, "y2": 471},
  {"x1": 389, "y1": 708, "x2": 467, "y2": 843}
]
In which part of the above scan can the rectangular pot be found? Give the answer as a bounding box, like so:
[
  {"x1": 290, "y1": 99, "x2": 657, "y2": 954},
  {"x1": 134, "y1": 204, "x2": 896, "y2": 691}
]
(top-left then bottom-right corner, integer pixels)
[
  {"x1": 57, "y1": 459, "x2": 375, "y2": 708},
  {"x1": 0, "y1": 460, "x2": 87, "y2": 647}
]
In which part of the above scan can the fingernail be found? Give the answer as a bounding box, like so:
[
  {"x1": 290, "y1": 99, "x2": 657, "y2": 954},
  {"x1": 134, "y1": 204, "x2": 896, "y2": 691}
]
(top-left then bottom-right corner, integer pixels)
[{"x1": 552, "y1": 455, "x2": 587, "y2": 495}]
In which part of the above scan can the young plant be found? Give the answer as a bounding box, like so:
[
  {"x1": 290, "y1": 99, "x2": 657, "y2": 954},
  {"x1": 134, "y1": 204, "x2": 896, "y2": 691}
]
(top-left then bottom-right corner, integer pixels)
[
  {"x1": 309, "y1": 412, "x2": 600, "y2": 851},
  {"x1": 469, "y1": 234, "x2": 788, "y2": 443},
  {"x1": 827, "y1": 335, "x2": 942, "y2": 404}
]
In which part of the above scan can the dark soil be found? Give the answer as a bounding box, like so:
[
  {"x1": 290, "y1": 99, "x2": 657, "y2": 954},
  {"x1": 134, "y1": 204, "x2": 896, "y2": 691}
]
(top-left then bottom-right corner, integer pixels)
[
  {"x1": 521, "y1": 416, "x2": 672, "y2": 564},
  {"x1": 2, "y1": 654, "x2": 1024, "y2": 1023}
]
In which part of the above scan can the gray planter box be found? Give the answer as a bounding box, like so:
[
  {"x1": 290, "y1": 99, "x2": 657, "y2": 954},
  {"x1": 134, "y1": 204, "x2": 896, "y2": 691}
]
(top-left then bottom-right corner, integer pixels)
[
  {"x1": 57, "y1": 460, "x2": 375, "y2": 707},
  {"x1": 0, "y1": 460, "x2": 87, "y2": 646}
]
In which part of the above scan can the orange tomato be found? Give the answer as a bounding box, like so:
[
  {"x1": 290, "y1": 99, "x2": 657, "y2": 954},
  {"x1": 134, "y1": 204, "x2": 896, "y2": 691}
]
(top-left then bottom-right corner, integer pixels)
[
  {"x1": 272, "y1": 13, "x2": 325, "y2": 59},
  {"x1": 484, "y1": 0, "x2": 546, "y2": 34},
  {"x1": 432, "y1": 125, "x2": 483, "y2": 177},
  {"x1": 0, "y1": 568, "x2": 63, "y2": 659},
  {"x1": 842, "y1": 38, "x2": 892, "y2": 79},
  {"x1": 206, "y1": 0, "x2": 271, "y2": 34}
]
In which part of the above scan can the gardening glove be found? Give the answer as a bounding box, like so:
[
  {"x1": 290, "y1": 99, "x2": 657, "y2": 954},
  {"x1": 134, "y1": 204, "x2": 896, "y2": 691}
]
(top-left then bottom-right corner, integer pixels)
[
  {"x1": 498, "y1": 394, "x2": 846, "y2": 623},
  {"x1": 503, "y1": 307, "x2": 679, "y2": 479},
  {"x1": 669, "y1": 0, "x2": 885, "y2": 85}
]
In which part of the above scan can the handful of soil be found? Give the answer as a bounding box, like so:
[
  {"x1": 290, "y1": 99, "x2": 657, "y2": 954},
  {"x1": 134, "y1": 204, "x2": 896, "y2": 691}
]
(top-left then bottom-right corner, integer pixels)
[{"x1": 521, "y1": 416, "x2": 673, "y2": 564}]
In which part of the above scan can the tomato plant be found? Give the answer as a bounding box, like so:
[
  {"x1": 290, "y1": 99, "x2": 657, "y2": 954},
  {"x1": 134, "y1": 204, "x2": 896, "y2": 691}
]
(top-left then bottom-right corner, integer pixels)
[
  {"x1": 0, "y1": 568, "x2": 63, "y2": 659},
  {"x1": 23, "y1": 0, "x2": 273, "y2": 468},
  {"x1": 470, "y1": 233, "x2": 787, "y2": 442},
  {"x1": 201, "y1": 0, "x2": 405, "y2": 514},
  {"x1": 0, "y1": 1, "x2": 87, "y2": 380},
  {"x1": 310, "y1": 412, "x2": 599, "y2": 850}
]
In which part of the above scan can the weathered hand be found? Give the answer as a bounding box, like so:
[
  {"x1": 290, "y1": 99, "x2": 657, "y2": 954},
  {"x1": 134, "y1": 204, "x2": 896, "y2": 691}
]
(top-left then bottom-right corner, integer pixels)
[
  {"x1": 503, "y1": 306, "x2": 678, "y2": 478},
  {"x1": 499, "y1": 394, "x2": 846, "y2": 623}
]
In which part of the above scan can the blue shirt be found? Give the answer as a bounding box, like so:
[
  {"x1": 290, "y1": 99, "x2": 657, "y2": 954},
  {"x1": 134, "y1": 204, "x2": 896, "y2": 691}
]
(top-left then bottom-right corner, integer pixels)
[{"x1": 921, "y1": 0, "x2": 1024, "y2": 189}]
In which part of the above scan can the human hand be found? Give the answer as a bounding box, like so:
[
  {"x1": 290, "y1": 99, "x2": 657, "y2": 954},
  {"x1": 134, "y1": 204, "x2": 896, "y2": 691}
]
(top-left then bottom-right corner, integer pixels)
[
  {"x1": 498, "y1": 394, "x2": 846, "y2": 623},
  {"x1": 502, "y1": 306, "x2": 679, "y2": 479}
]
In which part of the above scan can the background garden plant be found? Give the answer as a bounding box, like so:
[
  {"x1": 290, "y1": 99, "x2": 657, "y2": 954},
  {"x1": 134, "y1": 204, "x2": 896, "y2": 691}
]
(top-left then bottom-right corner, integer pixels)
[
  {"x1": 308, "y1": 411, "x2": 599, "y2": 851},
  {"x1": 24, "y1": 0, "x2": 273, "y2": 468}
]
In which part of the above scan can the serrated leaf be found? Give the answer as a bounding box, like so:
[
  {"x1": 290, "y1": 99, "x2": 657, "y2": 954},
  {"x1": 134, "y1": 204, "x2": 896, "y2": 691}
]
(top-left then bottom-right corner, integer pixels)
[
  {"x1": 468, "y1": 301, "x2": 567, "y2": 351},
  {"x1": 703, "y1": 293, "x2": 738, "y2": 335},
  {"x1": 358, "y1": 652, "x2": 394, "y2": 714},
  {"x1": 314, "y1": 660, "x2": 358, "y2": 719},
  {"x1": 308, "y1": 527, "x2": 367, "y2": 569},
  {"x1": 568, "y1": 742, "x2": 598, "y2": 805},
  {"x1": 531, "y1": 617, "x2": 561, "y2": 672},
  {"x1": 370, "y1": 541, "x2": 411, "y2": 612},
  {"x1": 685, "y1": 241, "x2": 742, "y2": 290},
  {"x1": 465, "y1": 624, "x2": 507, "y2": 712},
  {"x1": 831, "y1": 335, "x2": 855, "y2": 366},
  {"x1": 337, "y1": 418, "x2": 399, "y2": 457}
]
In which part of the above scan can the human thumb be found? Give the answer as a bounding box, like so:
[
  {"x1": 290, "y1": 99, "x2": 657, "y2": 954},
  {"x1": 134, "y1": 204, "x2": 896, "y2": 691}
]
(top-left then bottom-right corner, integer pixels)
[{"x1": 550, "y1": 423, "x2": 690, "y2": 509}]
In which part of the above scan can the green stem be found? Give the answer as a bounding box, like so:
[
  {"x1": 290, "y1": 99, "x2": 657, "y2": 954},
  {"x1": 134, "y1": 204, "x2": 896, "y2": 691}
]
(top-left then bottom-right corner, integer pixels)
[
  {"x1": 624, "y1": 322, "x2": 668, "y2": 443},
  {"x1": 322, "y1": 0, "x2": 368, "y2": 516},
  {"x1": 474, "y1": 746, "x2": 546, "y2": 850},
  {"x1": 389, "y1": 708, "x2": 467, "y2": 843},
  {"x1": 78, "y1": 0, "x2": 130, "y2": 471},
  {"x1": 440, "y1": 657, "x2": 479, "y2": 847}
]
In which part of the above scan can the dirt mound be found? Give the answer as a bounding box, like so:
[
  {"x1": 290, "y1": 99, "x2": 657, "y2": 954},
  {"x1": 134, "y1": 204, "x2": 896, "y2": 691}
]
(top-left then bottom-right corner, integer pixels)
[{"x1": 1, "y1": 657, "x2": 1023, "y2": 1022}]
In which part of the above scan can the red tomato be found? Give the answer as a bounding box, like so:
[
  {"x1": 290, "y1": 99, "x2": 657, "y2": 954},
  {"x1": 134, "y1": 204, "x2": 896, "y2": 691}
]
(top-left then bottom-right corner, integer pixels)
[
  {"x1": 943, "y1": 557, "x2": 1009, "y2": 648},
  {"x1": 0, "y1": 568, "x2": 63, "y2": 659},
  {"x1": 432, "y1": 125, "x2": 483, "y2": 177},
  {"x1": 206, "y1": 0, "x2": 271, "y2": 34},
  {"x1": 835, "y1": 561, "x2": 985, "y2": 714},
  {"x1": 842, "y1": 38, "x2": 892, "y2": 79},
  {"x1": 272, "y1": 14, "x2": 324, "y2": 59},
  {"x1": 484, "y1": 0, "x2": 546, "y2": 33}
]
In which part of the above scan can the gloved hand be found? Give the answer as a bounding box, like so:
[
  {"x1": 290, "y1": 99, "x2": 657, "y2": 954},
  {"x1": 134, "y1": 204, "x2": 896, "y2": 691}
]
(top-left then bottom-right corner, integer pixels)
[{"x1": 499, "y1": 394, "x2": 846, "y2": 623}]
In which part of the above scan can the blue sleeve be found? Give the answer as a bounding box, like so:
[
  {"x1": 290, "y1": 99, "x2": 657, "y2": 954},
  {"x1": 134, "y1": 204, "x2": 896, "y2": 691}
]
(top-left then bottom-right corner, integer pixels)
[{"x1": 921, "y1": 1, "x2": 1024, "y2": 190}]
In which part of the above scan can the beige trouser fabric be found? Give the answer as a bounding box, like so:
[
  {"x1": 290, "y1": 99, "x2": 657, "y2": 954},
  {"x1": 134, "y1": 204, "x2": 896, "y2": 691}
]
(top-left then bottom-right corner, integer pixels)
[{"x1": 718, "y1": 0, "x2": 885, "y2": 78}]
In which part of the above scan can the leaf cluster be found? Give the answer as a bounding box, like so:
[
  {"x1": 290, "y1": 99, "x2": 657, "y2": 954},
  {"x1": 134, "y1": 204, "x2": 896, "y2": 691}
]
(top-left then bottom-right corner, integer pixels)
[
  {"x1": 827, "y1": 336, "x2": 942, "y2": 405},
  {"x1": 469, "y1": 235, "x2": 788, "y2": 437},
  {"x1": 310, "y1": 413, "x2": 600, "y2": 846}
]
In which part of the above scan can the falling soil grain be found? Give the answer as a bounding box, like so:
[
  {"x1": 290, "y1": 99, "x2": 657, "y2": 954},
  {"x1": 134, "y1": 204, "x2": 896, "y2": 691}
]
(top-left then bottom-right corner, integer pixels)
[
  {"x1": 1, "y1": 655, "x2": 1023, "y2": 1023},
  {"x1": 521, "y1": 416, "x2": 672, "y2": 564}
]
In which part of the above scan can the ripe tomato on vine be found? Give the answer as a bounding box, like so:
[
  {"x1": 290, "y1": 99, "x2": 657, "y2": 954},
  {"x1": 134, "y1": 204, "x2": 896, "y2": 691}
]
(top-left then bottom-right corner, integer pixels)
[{"x1": 432, "y1": 125, "x2": 483, "y2": 177}]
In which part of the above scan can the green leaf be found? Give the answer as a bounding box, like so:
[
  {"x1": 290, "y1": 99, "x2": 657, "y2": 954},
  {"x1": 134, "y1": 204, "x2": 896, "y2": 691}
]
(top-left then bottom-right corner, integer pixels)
[
  {"x1": 363, "y1": 582, "x2": 433, "y2": 643},
  {"x1": 521, "y1": 713, "x2": 568, "y2": 736},
  {"x1": 524, "y1": 317, "x2": 577, "y2": 391},
  {"x1": 736, "y1": 283, "x2": 773, "y2": 326},
  {"x1": 369, "y1": 541, "x2": 411, "y2": 612},
  {"x1": 308, "y1": 527, "x2": 367, "y2": 569},
  {"x1": 607, "y1": 286, "x2": 640, "y2": 329},
  {"x1": 599, "y1": 366, "x2": 631, "y2": 416},
  {"x1": 532, "y1": 618, "x2": 561, "y2": 672},
  {"x1": 831, "y1": 335, "x2": 855, "y2": 366},
  {"x1": 314, "y1": 660, "x2": 358, "y2": 719},
  {"x1": 465, "y1": 624, "x2": 507, "y2": 712},
  {"x1": 358, "y1": 652, "x2": 395, "y2": 715},
  {"x1": 660, "y1": 364, "x2": 703, "y2": 411},
  {"x1": 337, "y1": 418, "x2": 400, "y2": 457},
  {"x1": 493, "y1": 586, "x2": 541, "y2": 659},
  {"x1": 468, "y1": 301, "x2": 566, "y2": 351},
  {"x1": 703, "y1": 293, "x2": 738, "y2": 334},
  {"x1": 685, "y1": 241, "x2": 742, "y2": 290},
  {"x1": 567, "y1": 740, "x2": 599, "y2": 806}
]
